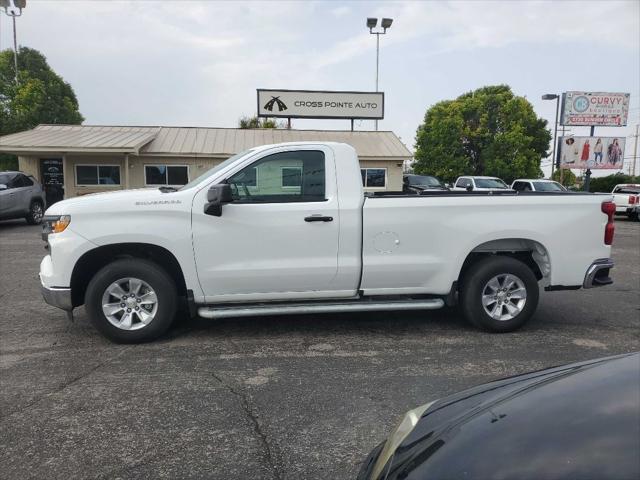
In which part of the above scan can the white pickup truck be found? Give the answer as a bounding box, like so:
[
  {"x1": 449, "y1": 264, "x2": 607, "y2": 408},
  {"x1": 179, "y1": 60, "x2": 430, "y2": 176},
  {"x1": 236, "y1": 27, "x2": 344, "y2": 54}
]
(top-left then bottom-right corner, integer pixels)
[
  {"x1": 611, "y1": 184, "x2": 639, "y2": 220},
  {"x1": 40, "y1": 142, "x2": 616, "y2": 343}
]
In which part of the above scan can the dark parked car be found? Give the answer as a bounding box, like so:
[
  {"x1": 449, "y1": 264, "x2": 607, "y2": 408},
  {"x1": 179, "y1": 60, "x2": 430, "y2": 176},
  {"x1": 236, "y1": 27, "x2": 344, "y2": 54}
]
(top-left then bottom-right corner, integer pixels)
[
  {"x1": 358, "y1": 353, "x2": 640, "y2": 480},
  {"x1": 0, "y1": 171, "x2": 46, "y2": 224},
  {"x1": 402, "y1": 174, "x2": 448, "y2": 194}
]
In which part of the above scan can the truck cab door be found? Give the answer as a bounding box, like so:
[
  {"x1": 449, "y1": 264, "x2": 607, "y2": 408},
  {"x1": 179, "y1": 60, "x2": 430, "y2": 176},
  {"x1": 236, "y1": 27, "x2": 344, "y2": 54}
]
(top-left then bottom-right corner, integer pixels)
[{"x1": 191, "y1": 146, "x2": 354, "y2": 303}]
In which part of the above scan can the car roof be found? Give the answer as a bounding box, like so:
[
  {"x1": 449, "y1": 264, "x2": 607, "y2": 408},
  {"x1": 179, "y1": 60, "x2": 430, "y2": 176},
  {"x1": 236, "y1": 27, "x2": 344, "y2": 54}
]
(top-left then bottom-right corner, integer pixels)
[{"x1": 513, "y1": 179, "x2": 557, "y2": 182}]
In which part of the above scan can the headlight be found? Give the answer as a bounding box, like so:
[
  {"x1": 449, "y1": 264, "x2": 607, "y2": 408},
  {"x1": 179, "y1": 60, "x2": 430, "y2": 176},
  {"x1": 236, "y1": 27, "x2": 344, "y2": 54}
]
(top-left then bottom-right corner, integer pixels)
[
  {"x1": 42, "y1": 215, "x2": 71, "y2": 241},
  {"x1": 369, "y1": 400, "x2": 436, "y2": 480}
]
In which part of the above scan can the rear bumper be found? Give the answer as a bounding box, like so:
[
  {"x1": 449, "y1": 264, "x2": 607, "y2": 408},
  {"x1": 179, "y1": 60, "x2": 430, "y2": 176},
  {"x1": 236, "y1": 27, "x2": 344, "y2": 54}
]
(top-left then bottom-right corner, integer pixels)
[
  {"x1": 583, "y1": 258, "x2": 614, "y2": 289},
  {"x1": 40, "y1": 278, "x2": 73, "y2": 311}
]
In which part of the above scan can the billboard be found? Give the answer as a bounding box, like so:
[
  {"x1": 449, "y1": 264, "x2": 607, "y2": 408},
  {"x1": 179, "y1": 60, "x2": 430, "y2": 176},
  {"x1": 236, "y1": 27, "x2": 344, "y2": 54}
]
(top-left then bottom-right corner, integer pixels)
[
  {"x1": 560, "y1": 91, "x2": 630, "y2": 126},
  {"x1": 257, "y1": 89, "x2": 384, "y2": 119},
  {"x1": 559, "y1": 136, "x2": 625, "y2": 170}
]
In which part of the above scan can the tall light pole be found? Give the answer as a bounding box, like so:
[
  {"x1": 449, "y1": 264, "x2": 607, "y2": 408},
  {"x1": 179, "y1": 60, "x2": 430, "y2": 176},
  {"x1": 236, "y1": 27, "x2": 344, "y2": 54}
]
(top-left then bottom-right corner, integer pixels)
[
  {"x1": 542, "y1": 93, "x2": 560, "y2": 178},
  {"x1": 367, "y1": 17, "x2": 392, "y2": 131},
  {"x1": 1, "y1": 0, "x2": 26, "y2": 85}
]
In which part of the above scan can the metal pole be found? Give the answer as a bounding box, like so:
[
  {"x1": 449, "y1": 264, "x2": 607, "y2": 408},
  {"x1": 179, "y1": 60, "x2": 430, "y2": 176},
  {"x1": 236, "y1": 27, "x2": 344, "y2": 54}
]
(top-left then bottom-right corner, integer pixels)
[
  {"x1": 584, "y1": 125, "x2": 595, "y2": 192},
  {"x1": 12, "y1": 14, "x2": 18, "y2": 84},
  {"x1": 632, "y1": 124, "x2": 639, "y2": 177},
  {"x1": 559, "y1": 125, "x2": 565, "y2": 185},
  {"x1": 550, "y1": 96, "x2": 559, "y2": 177},
  {"x1": 374, "y1": 33, "x2": 379, "y2": 131}
]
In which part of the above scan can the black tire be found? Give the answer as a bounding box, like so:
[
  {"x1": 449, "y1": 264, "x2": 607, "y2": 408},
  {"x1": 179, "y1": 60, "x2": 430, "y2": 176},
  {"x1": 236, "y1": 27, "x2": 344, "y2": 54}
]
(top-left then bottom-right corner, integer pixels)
[
  {"x1": 25, "y1": 200, "x2": 44, "y2": 225},
  {"x1": 85, "y1": 258, "x2": 177, "y2": 343},
  {"x1": 460, "y1": 256, "x2": 539, "y2": 333}
]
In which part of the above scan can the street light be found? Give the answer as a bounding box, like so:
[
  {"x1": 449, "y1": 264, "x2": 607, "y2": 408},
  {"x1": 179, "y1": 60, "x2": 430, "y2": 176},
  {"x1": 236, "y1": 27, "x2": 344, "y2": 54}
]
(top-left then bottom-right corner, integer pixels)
[
  {"x1": 542, "y1": 93, "x2": 560, "y2": 177},
  {"x1": 367, "y1": 16, "x2": 393, "y2": 131},
  {"x1": 1, "y1": 0, "x2": 26, "y2": 85}
]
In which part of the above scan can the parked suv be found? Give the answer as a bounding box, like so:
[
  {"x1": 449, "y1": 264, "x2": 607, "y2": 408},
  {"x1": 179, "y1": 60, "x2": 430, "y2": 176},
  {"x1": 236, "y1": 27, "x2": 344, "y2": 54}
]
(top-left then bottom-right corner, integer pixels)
[
  {"x1": 0, "y1": 171, "x2": 46, "y2": 224},
  {"x1": 452, "y1": 176, "x2": 510, "y2": 191},
  {"x1": 511, "y1": 179, "x2": 567, "y2": 192},
  {"x1": 402, "y1": 174, "x2": 448, "y2": 194}
]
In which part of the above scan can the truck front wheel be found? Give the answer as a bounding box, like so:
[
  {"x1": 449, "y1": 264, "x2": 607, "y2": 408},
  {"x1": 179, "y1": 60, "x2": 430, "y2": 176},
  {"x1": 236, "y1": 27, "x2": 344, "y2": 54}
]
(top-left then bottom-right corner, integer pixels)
[
  {"x1": 85, "y1": 259, "x2": 177, "y2": 343},
  {"x1": 460, "y1": 256, "x2": 539, "y2": 333}
]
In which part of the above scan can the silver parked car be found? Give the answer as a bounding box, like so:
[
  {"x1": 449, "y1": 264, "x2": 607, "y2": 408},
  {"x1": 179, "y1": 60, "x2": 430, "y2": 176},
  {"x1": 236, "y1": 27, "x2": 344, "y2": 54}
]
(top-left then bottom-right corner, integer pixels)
[{"x1": 0, "y1": 171, "x2": 46, "y2": 224}]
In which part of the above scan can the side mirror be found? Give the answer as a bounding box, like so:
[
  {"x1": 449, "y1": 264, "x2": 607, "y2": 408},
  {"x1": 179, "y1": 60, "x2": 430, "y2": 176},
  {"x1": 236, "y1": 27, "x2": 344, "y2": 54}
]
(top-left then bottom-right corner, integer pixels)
[
  {"x1": 0, "y1": 184, "x2": 7, "y2": 191},
  {"x1": 204, "y1": 184, "x2": 233, "y2": 216},
  {"x1": 465, "y1": 184, "x2": 474, "y2": 192}
]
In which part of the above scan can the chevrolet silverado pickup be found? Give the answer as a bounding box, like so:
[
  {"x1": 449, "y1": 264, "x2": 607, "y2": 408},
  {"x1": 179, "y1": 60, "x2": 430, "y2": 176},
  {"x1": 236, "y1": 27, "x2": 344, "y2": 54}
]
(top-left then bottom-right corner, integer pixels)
[{"x1": 40, "y1": 142, "x2": 616, "y2": 343}]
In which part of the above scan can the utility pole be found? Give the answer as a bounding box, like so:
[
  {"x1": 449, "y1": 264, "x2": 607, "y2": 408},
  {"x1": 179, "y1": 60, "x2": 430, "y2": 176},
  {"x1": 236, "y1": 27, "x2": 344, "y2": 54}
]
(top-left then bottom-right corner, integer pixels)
[
  {"x1": 1, "y1": 0, "x2": 26, "y2": 85},
  {"x1": 632, "y1": 124, "x2": 639, "y2": 177}
]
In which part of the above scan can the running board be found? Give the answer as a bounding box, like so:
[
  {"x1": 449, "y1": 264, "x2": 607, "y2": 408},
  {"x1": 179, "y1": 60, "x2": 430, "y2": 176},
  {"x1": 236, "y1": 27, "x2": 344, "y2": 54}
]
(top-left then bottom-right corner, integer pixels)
[{"x1": 197, "y1": 298, "x2": 445, "y2": 319}]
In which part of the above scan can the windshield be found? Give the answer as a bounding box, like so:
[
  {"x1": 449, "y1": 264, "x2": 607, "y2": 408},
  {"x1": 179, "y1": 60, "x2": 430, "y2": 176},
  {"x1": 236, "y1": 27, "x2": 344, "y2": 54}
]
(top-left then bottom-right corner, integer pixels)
[
  {"x1": 532, "y1": 181, "x2": 566, "y2": 192},
  {"x1": 0, "y1": 173, "x2": 13, "y2": 185},
  {"x1": 408, "y1": 175, "x2": 442, "y2": 187},
  {"x1": 475, "y1": 178, "x2": 509, "y2": 189},
  {"x1": 179, "y1": 149, "x2": 254, "y2": 191},
  {"x1": 613, "y1": 187, "x2": 640, "y2": 194}
]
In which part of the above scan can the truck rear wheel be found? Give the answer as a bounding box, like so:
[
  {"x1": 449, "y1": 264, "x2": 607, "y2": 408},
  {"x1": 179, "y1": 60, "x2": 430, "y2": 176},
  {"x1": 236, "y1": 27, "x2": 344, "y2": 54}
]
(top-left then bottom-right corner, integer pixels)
[
  {"x1": 460, "y1": 256, "x2": 539, "y2": 333},
  {"x1": 85, "y1": 258, "x2": 177, "y2": 343}
]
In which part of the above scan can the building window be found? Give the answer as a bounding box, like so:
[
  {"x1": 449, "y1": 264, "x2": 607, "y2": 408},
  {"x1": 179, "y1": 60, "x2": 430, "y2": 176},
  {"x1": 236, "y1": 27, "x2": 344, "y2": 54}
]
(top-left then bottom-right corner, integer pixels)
[
  {"x1": 361, "y1": 168, "x2": 387, "y2": 188},
  {"x1": 144, "y1": 165, "x2": 189, "y2": 186},
  {"x1": 75, "y1": 165, "x2": 121, "y2": 186}
]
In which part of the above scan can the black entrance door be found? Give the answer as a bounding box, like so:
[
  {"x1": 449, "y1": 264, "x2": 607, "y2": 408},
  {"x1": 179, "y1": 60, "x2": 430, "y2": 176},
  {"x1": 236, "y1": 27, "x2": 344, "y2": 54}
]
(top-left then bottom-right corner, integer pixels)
[{"x1": 40, "y1": 158, "x2": 65, "y2": 206}]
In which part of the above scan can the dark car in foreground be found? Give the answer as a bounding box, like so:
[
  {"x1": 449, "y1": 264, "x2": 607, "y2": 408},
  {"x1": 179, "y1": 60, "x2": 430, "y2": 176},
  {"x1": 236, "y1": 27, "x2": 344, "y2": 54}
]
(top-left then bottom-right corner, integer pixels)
[
  {"x1": 402, "y1": 174, "x2": 448, "y2": 194},
  {"x1": 358, "y1": 353, "x2": 640, "y2": 480},
  {"x1": 0, "y1": 171, "x2": 46, "y2": 224}
]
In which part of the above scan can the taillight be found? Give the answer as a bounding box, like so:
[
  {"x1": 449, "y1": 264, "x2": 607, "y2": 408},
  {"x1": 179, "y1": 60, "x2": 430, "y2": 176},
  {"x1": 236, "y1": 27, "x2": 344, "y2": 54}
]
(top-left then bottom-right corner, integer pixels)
[
  {"x1": 601, "y1": 201, "x2": 615, "y2": 245},
  {"x1": 630, "y1": 196, "x2": 638, "y2": 205}
]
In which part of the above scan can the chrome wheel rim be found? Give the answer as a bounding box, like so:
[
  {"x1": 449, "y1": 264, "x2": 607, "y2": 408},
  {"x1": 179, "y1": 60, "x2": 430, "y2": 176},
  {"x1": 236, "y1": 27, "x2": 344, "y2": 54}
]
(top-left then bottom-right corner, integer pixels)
[
  {"x1": 101, "y1": 277, "x2": 158, "y2": 330},
  {"x1": 32, "y1": 203, "x2": 43, "y2": 222},
  {"x1": 481, "y1": 273, "x2": 527, "y2": 321}
]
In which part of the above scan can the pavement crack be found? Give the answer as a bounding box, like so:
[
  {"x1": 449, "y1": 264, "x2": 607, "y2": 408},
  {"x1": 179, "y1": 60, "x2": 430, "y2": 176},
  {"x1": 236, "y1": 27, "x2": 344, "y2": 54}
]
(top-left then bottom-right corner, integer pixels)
[
  {"x1": 0, "y1": 348, "x2": 129, "y2": 422},
  {"x1": 211, "y1": 371, "x2": 282, "y2": 480}
]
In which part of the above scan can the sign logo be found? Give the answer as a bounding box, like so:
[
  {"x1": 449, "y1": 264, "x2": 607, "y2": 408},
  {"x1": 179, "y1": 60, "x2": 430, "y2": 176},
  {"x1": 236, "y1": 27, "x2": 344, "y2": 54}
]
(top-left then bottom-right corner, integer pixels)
[
  {"x1": 573, "y1": 96, "x2": 590, "y2": 113},
  {"x1": 561, "y1": 91, "x2": 630, "y2": 127},
  {"x1": 263, "y1": 96, "x2": 288, "y2": 112}
]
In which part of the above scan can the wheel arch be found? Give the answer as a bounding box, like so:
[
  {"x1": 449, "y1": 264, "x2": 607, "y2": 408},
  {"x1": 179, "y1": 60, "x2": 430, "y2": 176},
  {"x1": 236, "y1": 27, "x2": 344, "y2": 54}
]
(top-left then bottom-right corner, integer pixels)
[
  {"x1": 70, "y1": 243, "x2": 188, "y2": 307},
  {"x1": 458, "y1": 238, "x2": 551, "y2": 287}
]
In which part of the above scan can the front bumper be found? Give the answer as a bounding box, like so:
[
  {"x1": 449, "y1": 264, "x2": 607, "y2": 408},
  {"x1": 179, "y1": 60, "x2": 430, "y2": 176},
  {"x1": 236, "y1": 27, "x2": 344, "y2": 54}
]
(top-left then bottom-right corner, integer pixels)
[
  {"x1": 40, "y1": 279, "x2": 73, "y2": 311},
  {"x1": 583, "y1": 258, "x2": 614, "y2": 289}
]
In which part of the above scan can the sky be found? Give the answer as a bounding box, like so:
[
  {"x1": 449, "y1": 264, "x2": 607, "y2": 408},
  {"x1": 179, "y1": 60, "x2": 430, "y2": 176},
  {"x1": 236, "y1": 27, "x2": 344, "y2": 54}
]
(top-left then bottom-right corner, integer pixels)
[{"x1": 1, "y1": 0, "x2": 639, "y2": 177}]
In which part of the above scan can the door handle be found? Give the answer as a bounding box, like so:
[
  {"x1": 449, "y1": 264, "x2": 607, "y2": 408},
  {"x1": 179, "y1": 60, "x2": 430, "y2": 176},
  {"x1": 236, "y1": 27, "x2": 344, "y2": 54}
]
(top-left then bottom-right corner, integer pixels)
[{"x1": 304, "y1": 215, "x2": 333, "y2": 222}]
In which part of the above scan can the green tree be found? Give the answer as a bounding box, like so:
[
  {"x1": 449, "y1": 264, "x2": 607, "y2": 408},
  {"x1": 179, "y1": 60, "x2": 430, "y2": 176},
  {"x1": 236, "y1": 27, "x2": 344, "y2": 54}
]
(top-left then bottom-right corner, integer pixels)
[
  {"x1": 413, "y1": 85, "x2": 551, "y2": 183},
  {"x1": 238, "y1": 115, "x2": 284, "y2": 129},
  {"x1": 587, "y1": 173, "x2": 640, "y2": 193},
  {"x1": 0, "y1": 47, "x2": 84, "y2": 169},
  {"x1": 551, "y1": 168, "x2": 577, "y2": 187}
]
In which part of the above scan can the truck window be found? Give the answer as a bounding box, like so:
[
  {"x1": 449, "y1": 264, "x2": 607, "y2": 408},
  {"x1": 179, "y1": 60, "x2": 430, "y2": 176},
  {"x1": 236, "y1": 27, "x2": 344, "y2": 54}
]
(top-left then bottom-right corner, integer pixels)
[
  {"x1": 227, "y1": 150, "x2": 325, "y2": 203},
  {"x1": 513, "y1": 181, "x2": 531, "y2": 191},
  {"x1": 456, "y1": 178, "x2": 470, "y2": 188}
]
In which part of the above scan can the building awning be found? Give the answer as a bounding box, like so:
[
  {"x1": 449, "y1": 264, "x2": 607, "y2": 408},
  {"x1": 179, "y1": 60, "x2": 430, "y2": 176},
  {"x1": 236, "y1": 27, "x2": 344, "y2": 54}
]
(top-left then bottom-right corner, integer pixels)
[{"x1": 0, "y1": 124, "x2": 413, "y2": 160}]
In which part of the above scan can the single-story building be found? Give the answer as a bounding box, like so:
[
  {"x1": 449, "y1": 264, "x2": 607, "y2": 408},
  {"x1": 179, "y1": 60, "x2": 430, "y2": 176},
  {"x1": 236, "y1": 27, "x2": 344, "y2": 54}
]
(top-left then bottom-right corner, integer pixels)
[{"x1": 0, "y1": 124, "x2": 412, "y2": 205}]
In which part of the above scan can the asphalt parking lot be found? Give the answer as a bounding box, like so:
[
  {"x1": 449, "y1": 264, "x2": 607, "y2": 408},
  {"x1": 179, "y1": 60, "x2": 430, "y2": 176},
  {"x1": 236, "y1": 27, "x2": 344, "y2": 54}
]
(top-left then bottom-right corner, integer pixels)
[{"x1": 1, "y1": 218, "x2": 639, "y2": 480}]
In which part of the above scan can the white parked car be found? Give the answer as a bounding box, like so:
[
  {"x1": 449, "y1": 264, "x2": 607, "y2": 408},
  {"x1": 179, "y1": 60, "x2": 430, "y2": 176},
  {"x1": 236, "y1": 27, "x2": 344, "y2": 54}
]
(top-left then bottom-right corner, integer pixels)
[
  {"x1": 511, "y1": 179, "x2": 567, "y2": 192},
  {"x1": 40, "y1": 142, "x2": 615, "y2": 343},
  {"x1": 452, "y1": 176, "x2": 510, "y2": 191},
  {"x1": 611, "y1": 184, "x2": 639, "y2": 218}
]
